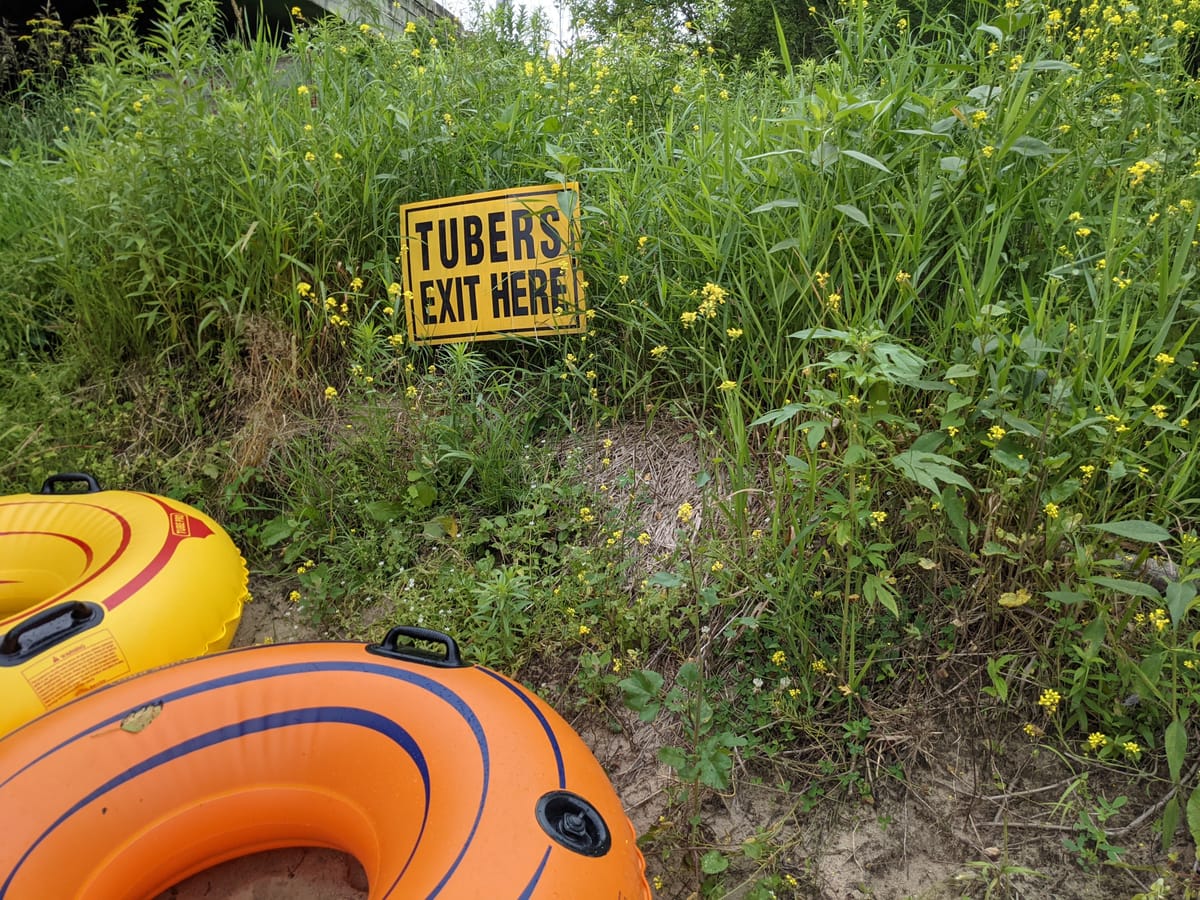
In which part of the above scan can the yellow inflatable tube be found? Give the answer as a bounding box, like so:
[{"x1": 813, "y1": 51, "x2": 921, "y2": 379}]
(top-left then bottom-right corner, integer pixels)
[{"x1": 0, "y1": 473, "x2": 248, "y2": 735}]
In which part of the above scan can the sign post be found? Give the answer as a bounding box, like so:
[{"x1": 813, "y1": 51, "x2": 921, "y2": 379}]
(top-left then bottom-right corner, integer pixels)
[{"x1": 400, "y1": 183, "x2": 586, "y2": 346}]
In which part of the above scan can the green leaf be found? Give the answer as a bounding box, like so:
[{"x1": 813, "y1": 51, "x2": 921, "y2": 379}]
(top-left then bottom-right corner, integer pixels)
[
  {"x1": 1162, "y1": 796, "x2": 1180, "y2": 854},
  {"x1": 789, "y1": 327, "x2": 849, "y2": 342},
  {"x1": 865, "y1": 572, "x2": 900, "y2": 618},
  {"x1": 872, "y1": 343, "x2": 928, "y2": 383},
  {"x1": 701, "y1": 850, "x2": 730, "y2": 875},
  {"x1": 834, "y1": 203, "x2": 870, "y2": 227},
  {"x1": 991, "y1": 446, "x2": 1030, "y2": 475},
  {"x1": 1187, "y1": 786, "x2": 1200, "y2": 860},
  {"x1": 676, "y1": 660, "x2": 701, "y2": 689},
  {"x1": 811, "y1": 142, "x2": 839, "y2": 170},
  {"x1": 983, "y1": 541, "x2": 1020, "y2": 560},
  {"x1": 1087, "y1": 576, "x2": 1162, "y2": 600},
  {"x1": 1166, "y1": 719, "x2": 1187, "y2": 785},
  {"x1": 840, "y1": 149, "x2": 891, "y2": 173},
  {"x1": 784, "y1": 454, "x2": 811, "y2": 475},
  {"x1": 647, "y1": 571, "x2": 685, "y2": 589},
  {"x1": 940, "y1": 487, "x2": 971, "y2": 552},
  {"x1": 1087, "y1": 520, "x2": 1171, "y2": 543},
  {"x1": 1030, "y1": 59, "x2": 1079, "y2": 72},
  {"x1": 1080, "y1": 617, "x2": 1107, "y2": 661},
  {"x1": 618, "y1": 670, "x2": 664, "y2": 722},
  {"x1": 939, "y1": 156, "x2": 967, "y2": 175},
  {"x1": 259, "y1": 515, "x2": 297, "y2": 548},
  {"x1": 695, "y1": 736, "x2": 735, "y2": 789},
  {"x1": 1008, "y1": 136, "x2": 1063, "y2": 158},
  {"x1": 365, "y1": 500, "x2": 407, "y2": 523},
  {"x1": 750, "y1": 401, "x2": 805, "y2": 428},
  {"x1": 1167, "y1": 581, "x2": 1197, "y2": 627},
  {"x1": 657, "y1": 744, "x2": 689, "y2": 774},
  {"x1": 843, "y1": 444, "x2": 870, "y2": 467},
  {"x1": 751, "y1": 198, "x2": 802, "y2": 214},
  {"x1": 1044, "y1": 590, "x2": 1089, "y2": 606},
  {"x1": 891, "y1": 450, "x2": 973, "y2": 494},
  {"x1": 805, "y1": 421, "x2": 828, "y2": 452}
]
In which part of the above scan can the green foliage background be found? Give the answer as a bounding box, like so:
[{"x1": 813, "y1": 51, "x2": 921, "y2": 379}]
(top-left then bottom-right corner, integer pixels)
[{"x1": 3, "y1": 0, "x2": 1200, "y2": 889}]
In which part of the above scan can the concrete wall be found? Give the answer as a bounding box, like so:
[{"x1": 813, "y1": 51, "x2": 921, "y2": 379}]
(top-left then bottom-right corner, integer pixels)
[{"x1": 303, "y1": 0, "x2": 458, "y2": 33}]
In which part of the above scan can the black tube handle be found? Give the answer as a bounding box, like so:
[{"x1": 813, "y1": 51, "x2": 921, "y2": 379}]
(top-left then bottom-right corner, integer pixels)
[
  {"x1": 39, "y1": 473, "x2": 103, "y2": 494},
  {"x1": 366, "y1": 626, "x2": 465, "y2": 668},
  {"x1": 0, "y1": 601, "x2": 103, "y2": 665}
]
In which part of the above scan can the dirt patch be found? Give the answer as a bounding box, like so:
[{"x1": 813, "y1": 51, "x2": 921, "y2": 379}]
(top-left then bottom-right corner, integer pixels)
[
  {"x1": 158, "y1": 848, "x2": 367, "y2": 900},
  {"x1": 233, "y1": 576, "x2": 329, "y2": 647},
  {"x1": 580, "y1": 697, "x2": 1182, "y2": 899}
]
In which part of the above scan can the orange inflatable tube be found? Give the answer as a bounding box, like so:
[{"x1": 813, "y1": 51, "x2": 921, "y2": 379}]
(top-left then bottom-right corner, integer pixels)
[
  {"x1": 0, "y1": 473, "x2": 248, "y2": 735},
  {"x1": 0, "y1": 628, "x2": 652, "y2": 899}
]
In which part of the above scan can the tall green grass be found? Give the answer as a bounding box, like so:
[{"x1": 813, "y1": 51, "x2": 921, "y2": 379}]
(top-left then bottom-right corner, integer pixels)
[{"x1": 2, "y1": 0, "x2": 1200, "y2": 884}]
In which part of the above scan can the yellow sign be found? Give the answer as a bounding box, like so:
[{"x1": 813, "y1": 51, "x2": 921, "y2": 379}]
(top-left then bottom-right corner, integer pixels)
[{"x1": 400, "y1": 183, "x2": 586, "y2": 345}]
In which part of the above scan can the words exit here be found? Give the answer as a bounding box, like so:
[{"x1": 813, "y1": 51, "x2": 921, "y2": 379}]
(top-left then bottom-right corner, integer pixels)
[{"x1": 400, "y1": 183, "x2": 586, "y2": 345}]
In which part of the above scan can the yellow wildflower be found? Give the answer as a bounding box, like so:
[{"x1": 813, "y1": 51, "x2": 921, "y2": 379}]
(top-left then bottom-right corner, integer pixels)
[{"x1": 1037, "y1": 688, "x2": 1062, "y2": 714}]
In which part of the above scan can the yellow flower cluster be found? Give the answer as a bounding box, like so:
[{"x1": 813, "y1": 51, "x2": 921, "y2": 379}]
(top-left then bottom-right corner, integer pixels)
[
  {"x1": 1128, "y1": 158, "x2": 1159, "y2": 187},
  {"x1": 697, "y1": 281, "x2": 727, "y2": 317},
  {"x1": 1037, "y1": 687, "x2": 1062, "y2": 714}
]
